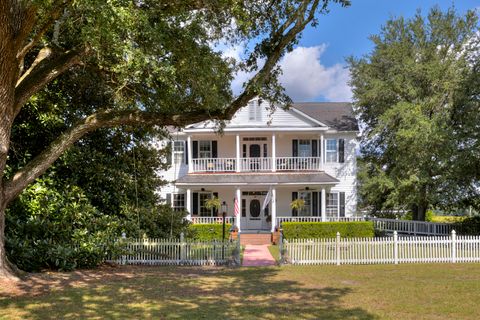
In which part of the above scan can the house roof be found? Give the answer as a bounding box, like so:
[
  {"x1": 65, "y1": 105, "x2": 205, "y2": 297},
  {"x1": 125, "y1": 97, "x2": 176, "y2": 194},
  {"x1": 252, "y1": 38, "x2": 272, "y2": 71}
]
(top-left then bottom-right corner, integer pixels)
[
  {"x1": 175, "y1": 172, "x2": 339, "y2": 186},
  {"x1": 292, "y1": 102, "x2": 358, "y2": 131}
]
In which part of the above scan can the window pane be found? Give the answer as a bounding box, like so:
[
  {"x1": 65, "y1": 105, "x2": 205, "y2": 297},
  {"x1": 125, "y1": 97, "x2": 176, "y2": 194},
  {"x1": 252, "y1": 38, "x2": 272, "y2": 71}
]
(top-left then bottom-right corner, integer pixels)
[
  {"x1": 326, "y1": 193, "x2": 338, "y2": 216},
  {"x1": 326, "y1": 139, "x2": 337, "y2": 162},
  {"x1": 299, "y1": 191, "x2": 312, "y2": 216},
  {"x1": 199, "y1": 141, "x2": 211, "y2": 158},
  {"x1": 173, "y1": 141, "x2": 184, "y2": 163},
  {"x1": 299, "y1": 140, "x2": 311, "y2": 157},
  {"x1": 173, "y1": 194, "x2": 185, "y2": 211}
]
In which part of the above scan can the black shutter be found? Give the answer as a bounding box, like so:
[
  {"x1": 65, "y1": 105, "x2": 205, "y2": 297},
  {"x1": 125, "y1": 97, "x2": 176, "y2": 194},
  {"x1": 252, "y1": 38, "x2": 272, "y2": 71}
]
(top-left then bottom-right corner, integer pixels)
[
  {"x1": 339, "y1": 192, "x2": 346, "y2": 217},
  {"x1": 338, "y1": 139, "x2": 345, "y2": 163},
  {"x1": 166, "y1": 142, "x2": 172, "y2": 166},
  {"x1": 184, "y1": 140, "x2": 188, "y2": 164},
  {"x1": 192, "y1": 141, "x2": 198, "y2": 159},
  {"x1": 319, "y1": 192, "x2": 322, "y2": 216},
  {"x1": 292, "y1": 139, "x2": 298, "y2": 157},
  {"x1": 311, "y1": 140, "x2": 318, "y2": 157},
  {"x1": 192, "y1": 192, "x2": 199, "y2": 215},
  {"x1": 166, "y1": 193, "x2": 172, "y2": 206},
  {"x1": 212, "y1": 141, "x2": 218, "y2": 158},
  {"x1": 241, "y1": 199, "x2": 246, "y2": 217},
  {"x1": 292, "y1": 192, "x2": 298, "y2": 216},
  {"x1": 212, "y1": 192, "x2": 219, "y2": 216},
  {"x1": 312, "y1": 192, "x2": 318, "y2": 216}
]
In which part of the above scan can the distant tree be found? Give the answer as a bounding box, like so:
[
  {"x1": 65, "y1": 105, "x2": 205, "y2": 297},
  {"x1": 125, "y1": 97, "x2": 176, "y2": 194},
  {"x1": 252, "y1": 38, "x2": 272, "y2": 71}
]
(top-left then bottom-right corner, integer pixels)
[
  {"x1": 349, "y1": 7, "x2": 480, "y2": 220},
  {"x1": 0, "y1": 0, "x2": 350, "y2": 278}
]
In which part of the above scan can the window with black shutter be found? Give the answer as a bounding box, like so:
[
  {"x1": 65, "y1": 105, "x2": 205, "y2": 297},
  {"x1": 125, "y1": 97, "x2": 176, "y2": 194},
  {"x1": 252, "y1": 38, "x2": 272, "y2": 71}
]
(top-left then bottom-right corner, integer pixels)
[
  {"x1": 211, "y1": 141, "x2": 218, "y2": 158},
  {"x1": 192, "y1": 141, "x2": 198, "y2": 159},
  {"x1": 192, "y1": 192, "x2": 199, "y2": 215},
  {"x1": 311, "y1": 140, "x2": 318, "y2": 157},
  {"x1": 292, "y1": 139, "x2": 298, "y2": 157},
  {"x1": 312, "y1": 192, "x2": 319, "y2": 216},
  {"x1": 339, "y1": 192, "x2": 346, "y2": 217}
]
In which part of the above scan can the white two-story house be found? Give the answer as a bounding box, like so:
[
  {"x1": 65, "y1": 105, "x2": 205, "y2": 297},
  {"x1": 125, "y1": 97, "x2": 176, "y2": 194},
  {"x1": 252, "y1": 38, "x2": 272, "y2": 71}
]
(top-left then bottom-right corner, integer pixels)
[{"x1": 160, "y1": 99, "x2": 359, "y2": 233}]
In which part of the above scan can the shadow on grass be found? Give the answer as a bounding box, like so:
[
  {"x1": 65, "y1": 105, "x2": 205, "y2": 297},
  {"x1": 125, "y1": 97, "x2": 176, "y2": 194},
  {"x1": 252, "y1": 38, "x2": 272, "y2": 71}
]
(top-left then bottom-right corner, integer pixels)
[{"x1": 0, "y1": 266, "x2": 378, "y2": 319}]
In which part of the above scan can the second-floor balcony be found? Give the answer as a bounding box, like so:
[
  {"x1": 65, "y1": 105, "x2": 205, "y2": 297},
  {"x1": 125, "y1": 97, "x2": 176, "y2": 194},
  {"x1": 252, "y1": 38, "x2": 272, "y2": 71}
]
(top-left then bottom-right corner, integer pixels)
[{"x1": 191, "y1": 157, "x2": 322, "y2": 173}]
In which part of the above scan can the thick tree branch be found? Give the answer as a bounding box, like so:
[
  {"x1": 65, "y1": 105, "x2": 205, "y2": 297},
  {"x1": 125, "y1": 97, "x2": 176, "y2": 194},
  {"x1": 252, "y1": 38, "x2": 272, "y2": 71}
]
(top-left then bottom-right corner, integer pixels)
[
  {"x1": 14, "y1": 47, "x2": 85, "y2": 117},
  {"x1": 4, "y1": 0, "x2": 321, "y2": 204}
]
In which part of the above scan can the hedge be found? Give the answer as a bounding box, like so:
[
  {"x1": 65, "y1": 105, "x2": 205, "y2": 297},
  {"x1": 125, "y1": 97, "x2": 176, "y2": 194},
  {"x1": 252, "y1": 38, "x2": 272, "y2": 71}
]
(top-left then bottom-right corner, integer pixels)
[
  {"x1": 188, "y1": 223, "x2": 232, "y2": 241},
  {"x1": 282, "y1": 221, "x2": 375, "y2": 239},
  {"x1": 455, "y1": 216, "x2": 480, "y2": 235}
]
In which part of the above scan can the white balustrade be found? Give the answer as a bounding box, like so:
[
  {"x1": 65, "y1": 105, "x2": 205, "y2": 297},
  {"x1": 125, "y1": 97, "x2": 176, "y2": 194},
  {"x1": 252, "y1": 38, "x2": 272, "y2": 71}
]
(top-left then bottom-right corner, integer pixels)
[
  {"x1": 240, "y1": 157, "x2": 272, "y2": 172},
  {"x1": 190, "y1": 216, "x2": 235, "y2": 224},
  {"x1": 191, "y1": 158, "x2": 236, "y2": 173},
  {"x1": 276, "y1": 216, "x2": 365, "y2": 227},
  {"x1": 276, "y1": 157, "x2": 321, "y2": 171}
]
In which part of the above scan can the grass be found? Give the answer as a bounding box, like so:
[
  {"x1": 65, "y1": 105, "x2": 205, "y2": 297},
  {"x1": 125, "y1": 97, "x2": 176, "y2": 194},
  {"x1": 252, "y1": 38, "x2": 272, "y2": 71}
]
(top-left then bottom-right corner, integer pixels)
[
  {"x1": 1, "y1": 263, "x2": 480, "y2": 319},
  {"x1": 268, "y1": 245, "x2": 280, "y2": 262},
  {"x1": 431, "y1": 216, "x2": 466, "y2": 223}
]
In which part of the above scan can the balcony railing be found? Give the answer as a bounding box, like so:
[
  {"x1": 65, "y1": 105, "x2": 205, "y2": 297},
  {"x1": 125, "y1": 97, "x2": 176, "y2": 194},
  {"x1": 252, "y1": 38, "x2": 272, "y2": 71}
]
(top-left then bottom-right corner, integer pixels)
[
  {"x1": 191, "y1": 158, "x2": 236, "y2": 172},
  {"x1": 190, "y1": 157, "x2": 322, "y2": 173},
  {"x1": 190, "y1": 216, "x2": 235, "y2": 224},
  {"x1": 276, "y1": 216, "x2": 365, "y2": 227}
]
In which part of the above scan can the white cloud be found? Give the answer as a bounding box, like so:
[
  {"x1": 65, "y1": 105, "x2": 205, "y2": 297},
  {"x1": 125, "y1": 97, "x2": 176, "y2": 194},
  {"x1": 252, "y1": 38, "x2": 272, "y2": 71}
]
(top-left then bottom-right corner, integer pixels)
[{"x1": 278, "y1": 45, "x2": 352, "y2": 102}]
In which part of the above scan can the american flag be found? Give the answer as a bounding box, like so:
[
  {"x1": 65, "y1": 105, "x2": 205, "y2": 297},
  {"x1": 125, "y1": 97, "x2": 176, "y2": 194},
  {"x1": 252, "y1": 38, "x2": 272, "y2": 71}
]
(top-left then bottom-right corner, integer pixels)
[{"x1": 234, "y1": 196, "x2": 240, "y2": 216}]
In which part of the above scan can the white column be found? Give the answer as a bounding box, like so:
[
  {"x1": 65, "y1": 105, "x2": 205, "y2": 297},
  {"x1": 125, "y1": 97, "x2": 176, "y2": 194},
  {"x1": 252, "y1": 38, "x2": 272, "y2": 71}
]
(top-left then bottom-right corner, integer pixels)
[
  {"x1": 236, "y1": 134, "x2": 241, "y2": 172},
  {"x1": 272, "y1": 134, "x2": 276, "y2": 172},
  {"x1": 271, "y1": 187, "x2": 277, "y2": 232},
  {"x1": 236, "y1": 188, "x2": 241, "y2": 232},
  {"x1": 320, "y1": 133, "x2": 324, "y2": 171},
  {"x1": 186, "y1": 188, "x2": 192, "y2": 221},
  {"x1": 321, "y1": 188, "x2": 326, "y2": 222},
  {"x1": 187, "y1": 135, "x2": 193, "y2": 173}
]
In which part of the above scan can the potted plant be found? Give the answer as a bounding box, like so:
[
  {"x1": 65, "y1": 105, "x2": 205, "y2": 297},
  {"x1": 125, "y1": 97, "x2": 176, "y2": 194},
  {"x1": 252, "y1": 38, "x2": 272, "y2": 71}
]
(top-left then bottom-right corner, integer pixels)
[
  {"x1": 272, "y1": 226, "x2": 282, "y2": 245},
  {"x1": 290, "y1": 198, "x2": 305, "y2": 213},
  {"x1": 204, "y1": 196, "x2": 221, "y2": 217}
]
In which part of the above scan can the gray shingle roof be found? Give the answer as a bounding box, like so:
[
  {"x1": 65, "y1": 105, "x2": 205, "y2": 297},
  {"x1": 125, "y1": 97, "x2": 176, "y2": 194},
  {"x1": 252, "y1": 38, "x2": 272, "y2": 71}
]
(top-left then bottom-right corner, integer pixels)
[
  {"x1": 176, "y1": 172, "x2": 339, "y2": 186},
  {"x1": 293, "y1": 102, "x2": 358, "y2": 131}
]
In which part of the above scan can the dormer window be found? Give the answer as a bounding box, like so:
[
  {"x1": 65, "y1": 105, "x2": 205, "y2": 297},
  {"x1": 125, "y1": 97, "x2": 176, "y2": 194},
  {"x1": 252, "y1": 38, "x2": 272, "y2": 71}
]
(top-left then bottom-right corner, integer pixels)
[{"x1": 248, "y1": 100, "x2": 262, "y2": 122}]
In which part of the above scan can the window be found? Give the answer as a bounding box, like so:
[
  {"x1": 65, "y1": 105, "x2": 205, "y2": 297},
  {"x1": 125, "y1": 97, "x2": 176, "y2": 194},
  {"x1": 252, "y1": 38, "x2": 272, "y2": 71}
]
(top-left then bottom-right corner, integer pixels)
[
  {"x1": 299, "y1": 140, "x2": 312, "y2": 157},
  {"x1": 199, "y1": 193, "x2": 212, "y2": 216},
  {"x1": 172, "y1": 194, "x2": 185, "y2": 211},
  {"x1": 326, "y1": 139, "x2": 338, "y2": 162},
  {"x1": 298, "y1": 191, "x2": 312, "y2": 216},
  {"x1": 199, "y1": 141, "x2": 212, "y2": 158},
  {"x1": 326, "y1": 192, "x2": 339, "y2": 216},
  {"x1": 248, "y1": 100, "x2": 262, "y2": 121},
  {"x1": 173, "y1": 141, "x2": 185, "y2": 163}
]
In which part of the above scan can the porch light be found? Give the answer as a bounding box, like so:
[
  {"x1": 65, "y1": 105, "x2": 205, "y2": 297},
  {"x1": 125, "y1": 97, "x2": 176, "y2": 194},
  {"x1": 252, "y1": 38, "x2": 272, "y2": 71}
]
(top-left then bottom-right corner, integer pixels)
[{"x1": 221, "y1": 201, "x2": 228, "y2": 214}]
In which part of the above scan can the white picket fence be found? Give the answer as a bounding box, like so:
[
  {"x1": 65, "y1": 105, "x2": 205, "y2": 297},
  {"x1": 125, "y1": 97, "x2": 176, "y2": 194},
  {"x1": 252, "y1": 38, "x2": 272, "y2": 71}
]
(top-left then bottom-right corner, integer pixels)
[
  {"x1": 282, "y1": 231, "x2": 480, "y2": 265},
  {"x1": 108, "y1": 236, "x2": 240, "y2": 266}
]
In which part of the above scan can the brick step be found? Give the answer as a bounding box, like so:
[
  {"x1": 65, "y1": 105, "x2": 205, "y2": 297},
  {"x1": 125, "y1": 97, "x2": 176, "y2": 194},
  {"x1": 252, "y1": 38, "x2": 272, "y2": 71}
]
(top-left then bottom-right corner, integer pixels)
[{"x1": 240, "y1": 233, "x2": 272, "y2": 245}]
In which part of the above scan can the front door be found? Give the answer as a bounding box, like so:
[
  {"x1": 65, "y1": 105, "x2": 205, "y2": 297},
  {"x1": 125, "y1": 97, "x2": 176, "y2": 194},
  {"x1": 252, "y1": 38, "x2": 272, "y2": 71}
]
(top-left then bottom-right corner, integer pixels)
[
  {"x1": 248, "y1": 198, "x2": 262, "y2": 229},
  {"x1": 241, "y1": 192, "x2": 270, "y2": 230},
  {"x1": 249, "y1": 144, "x2": 261, "y2": 170}
]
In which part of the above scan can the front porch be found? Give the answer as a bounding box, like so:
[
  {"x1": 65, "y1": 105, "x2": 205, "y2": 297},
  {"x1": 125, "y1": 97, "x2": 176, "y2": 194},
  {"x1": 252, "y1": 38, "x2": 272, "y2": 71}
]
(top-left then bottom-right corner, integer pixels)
[{"x1": 172, "y1": 172, "x2": 355, "y2": 232}]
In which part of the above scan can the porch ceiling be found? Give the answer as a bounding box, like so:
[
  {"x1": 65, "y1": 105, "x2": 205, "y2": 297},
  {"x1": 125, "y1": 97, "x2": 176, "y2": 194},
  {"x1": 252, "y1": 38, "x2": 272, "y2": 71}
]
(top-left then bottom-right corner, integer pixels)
[{"x1": 175, "y1": 172, "x2": 339, "y2": 186}]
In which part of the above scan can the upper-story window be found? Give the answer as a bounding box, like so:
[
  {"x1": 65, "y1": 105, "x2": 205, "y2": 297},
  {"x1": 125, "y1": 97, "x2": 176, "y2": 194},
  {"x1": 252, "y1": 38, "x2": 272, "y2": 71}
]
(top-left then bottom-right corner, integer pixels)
[
  {"x1": 173, "y1": 141, "x2": 185, "y2": 163},
  {"x1": 248, "y1": 100, "x2": 262, "y2": 122},
  {"x1": 326, "y1": 139, "x2": 338, "y2": 162},
  {"x1": 199, "y1": 141, "x2": 212, "y2": 158},
  {"x1": 299, "y1": 140, "x2": 312, "y2": 157}
]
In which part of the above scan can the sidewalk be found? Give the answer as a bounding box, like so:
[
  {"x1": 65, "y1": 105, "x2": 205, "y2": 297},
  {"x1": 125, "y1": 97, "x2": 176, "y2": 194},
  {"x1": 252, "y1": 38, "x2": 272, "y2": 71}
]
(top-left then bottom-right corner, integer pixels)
[{"x1": 242, "y1": 244, "x2": 276, "y2": 267}]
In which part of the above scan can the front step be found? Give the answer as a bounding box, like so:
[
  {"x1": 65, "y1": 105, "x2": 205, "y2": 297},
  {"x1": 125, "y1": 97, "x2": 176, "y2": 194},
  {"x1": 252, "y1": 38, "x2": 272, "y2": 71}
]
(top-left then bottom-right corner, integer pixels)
[{"x1": 240, "y1": 233, "x2": 272, "y2": 245}]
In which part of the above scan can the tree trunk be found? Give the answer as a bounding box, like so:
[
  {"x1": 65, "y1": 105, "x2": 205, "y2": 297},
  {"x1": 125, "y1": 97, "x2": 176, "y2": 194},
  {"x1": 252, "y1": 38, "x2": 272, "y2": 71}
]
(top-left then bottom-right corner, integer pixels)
[{"x1": 0, "y1": 190, "x2": 20, "y2": 280}]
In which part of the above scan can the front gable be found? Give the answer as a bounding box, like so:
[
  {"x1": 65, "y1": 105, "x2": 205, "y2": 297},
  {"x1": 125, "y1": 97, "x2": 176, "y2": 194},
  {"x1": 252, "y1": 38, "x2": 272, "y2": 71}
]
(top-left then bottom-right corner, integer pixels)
[{"x1": 187, "y1": 100, "x2": 325, "y2": 130}]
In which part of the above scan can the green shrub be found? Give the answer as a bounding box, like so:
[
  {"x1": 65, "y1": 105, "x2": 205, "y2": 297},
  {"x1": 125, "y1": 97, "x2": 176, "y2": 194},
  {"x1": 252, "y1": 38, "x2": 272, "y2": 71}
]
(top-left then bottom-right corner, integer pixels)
[
  {"x1": 455, "y1": 216, "x2": 480, "y2": 235},
  {"x1": 403, "y1": 210, "x2": 434, "y2": 222},
  {"x1": 188, "y1": 223, "x2": 232, "y2": 241},
  {"x1": 282, "y1": 221, "x2": 375, "y2": 239}
]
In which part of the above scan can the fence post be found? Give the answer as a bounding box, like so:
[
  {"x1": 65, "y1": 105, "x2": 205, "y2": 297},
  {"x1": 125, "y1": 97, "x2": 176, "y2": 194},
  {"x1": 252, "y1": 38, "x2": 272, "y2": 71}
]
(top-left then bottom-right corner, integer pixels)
[
  {"x1": 451, "y1": 230, "x2": 457, "y2": 263},
  {"x1": 393, "y1": 231, "x2": 398, "y2": 265},
  {"x1": 121, "y1": 232, "x2": 127, "y2": 265},
  {"x1": 336, "y1": 232, "x2": 341, "y2": 266},
  {"x1": 180, "y1": 232, "x2": 185, "y2": 264},
  {"x1": 279, "y1": 231, "x2": 284, "y2": 264}
]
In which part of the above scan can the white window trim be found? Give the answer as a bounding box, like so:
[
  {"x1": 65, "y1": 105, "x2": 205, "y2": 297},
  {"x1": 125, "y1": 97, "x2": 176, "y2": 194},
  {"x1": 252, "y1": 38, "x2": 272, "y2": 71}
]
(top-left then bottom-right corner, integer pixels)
[
  {"x1": 326, "y1": 139, "x2": 338, "y2": 163},
  {"x1": 172, "y1": 193, "x2": 186, "y2": 211},
  {"x1": 298, "y1": 139, "x2": 312, "y2": 158},
  {"x1": 172, "y1": 141, "x2": 185, "y2": 164},
  {"x1": 248, "y1": 100, "x2": 262, "y2": 122},
  {"x1": 198, "y1": 192, "x2": 214, "y2": 217},
  {"x1": 199, "y1": 140, "x2": 212, "y2": 159}
]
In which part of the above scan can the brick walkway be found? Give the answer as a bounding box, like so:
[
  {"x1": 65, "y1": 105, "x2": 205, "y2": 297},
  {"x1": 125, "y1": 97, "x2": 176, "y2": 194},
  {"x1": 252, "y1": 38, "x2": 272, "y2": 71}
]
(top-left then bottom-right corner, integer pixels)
[{"x1": 242, "y1": 245, "x2": 276, "y2": 267}]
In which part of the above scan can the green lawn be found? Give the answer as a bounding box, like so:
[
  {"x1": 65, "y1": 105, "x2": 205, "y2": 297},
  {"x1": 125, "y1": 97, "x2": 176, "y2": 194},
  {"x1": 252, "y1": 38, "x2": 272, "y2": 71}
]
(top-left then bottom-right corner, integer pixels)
[{"x1": 1, "y1": 263, "x2": 480, "y2": 319}]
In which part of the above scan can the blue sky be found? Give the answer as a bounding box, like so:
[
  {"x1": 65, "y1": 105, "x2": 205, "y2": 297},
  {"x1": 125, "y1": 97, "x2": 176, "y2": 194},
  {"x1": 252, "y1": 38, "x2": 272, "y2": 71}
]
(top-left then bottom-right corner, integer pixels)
[{"x1": 259, "y1": 0, "x2": 479, "y2": 102}]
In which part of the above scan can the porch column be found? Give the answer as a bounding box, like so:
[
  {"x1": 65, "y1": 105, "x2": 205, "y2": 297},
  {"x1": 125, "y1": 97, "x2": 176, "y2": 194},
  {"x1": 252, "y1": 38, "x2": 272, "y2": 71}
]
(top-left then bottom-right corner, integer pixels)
[
  {"x1": 320, "y1": 133, "x2": 324, "y2": 171},
  {"x1": 321, "y1": 188, "x2": 326, "y2": 222},
  {"x1": 272, "y1": 134, "x2": 276, "y2": 172},
  {"x1": 186, "y1": 188, "x2": 192, "y2": 221},
  {"x1": 236, "y1": 134, "x2": 241, "y2": 172},
  {"x1": 236, "y1": 188, "x2": 241, "y2": 232},
  {"x1": 271, "y1": 187, "x2": 277, "y2": 232},
  {"x1": 187, "y1": 135, "x2": 193, "y2": 173}
]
